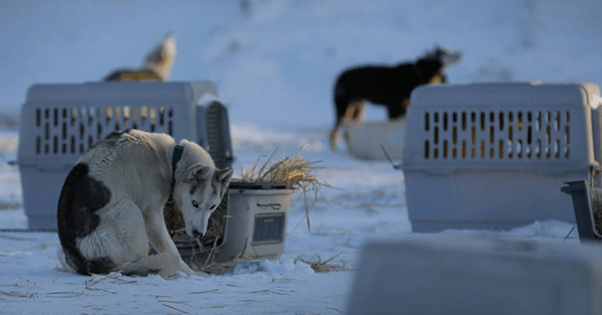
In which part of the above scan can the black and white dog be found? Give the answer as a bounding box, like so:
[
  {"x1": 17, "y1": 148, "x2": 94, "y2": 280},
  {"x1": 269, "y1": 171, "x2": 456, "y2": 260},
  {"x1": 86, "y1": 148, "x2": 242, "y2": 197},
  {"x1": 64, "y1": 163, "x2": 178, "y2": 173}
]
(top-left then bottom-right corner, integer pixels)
[
  {"x1": 329, "y1": 46, "x2": 462, "y2": 149},
  {"x1": 57, "y1": 129, "x2": 233, "y2": 277}
]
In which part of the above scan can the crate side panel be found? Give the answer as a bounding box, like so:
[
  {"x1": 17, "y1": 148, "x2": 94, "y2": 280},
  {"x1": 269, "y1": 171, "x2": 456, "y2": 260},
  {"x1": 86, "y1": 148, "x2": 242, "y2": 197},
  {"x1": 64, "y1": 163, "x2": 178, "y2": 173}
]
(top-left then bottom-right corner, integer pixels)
[
  {"x1": 405, "y1": 170, "x2": 582, "y2": 232},
  {"x1": 347, "y1": 238, "x2": 602, "y2": 315},
  {"x1": 20, "y1": 166, "x2": 70, "y2": 230}
]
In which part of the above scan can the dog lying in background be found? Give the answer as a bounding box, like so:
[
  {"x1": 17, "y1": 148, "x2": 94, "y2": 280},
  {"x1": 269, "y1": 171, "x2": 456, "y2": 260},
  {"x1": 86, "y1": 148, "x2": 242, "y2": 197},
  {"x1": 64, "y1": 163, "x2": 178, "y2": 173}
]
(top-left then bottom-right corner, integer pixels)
[
  {"x1": 329, "y1": 46, "x2": 462, "y2": 150},
  {"x1": 105, "y1": 34, "x2": 177, "y2": 82},
  {"x1": 57, "y1": 129, "x2": 233, "y2": 277}
]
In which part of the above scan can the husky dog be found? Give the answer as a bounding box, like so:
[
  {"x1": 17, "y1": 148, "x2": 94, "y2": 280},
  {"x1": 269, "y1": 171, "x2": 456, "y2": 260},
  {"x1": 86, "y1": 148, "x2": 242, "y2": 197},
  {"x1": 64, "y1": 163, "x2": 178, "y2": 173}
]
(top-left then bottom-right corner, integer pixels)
[
  {"x1": 105, "y1": 34, "x2": 177, "y2": 82},
  {"x1": 57, "y1": 129, "x2": 233, "y2": 277},
  {"x1": 329, "y1": 46, "x2": 462, "y2": 150}
]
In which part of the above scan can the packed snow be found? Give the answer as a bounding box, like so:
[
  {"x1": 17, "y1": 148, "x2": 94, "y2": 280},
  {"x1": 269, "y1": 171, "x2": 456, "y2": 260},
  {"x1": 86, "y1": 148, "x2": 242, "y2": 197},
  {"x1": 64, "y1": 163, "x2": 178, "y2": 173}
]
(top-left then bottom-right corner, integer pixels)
[{"x1": 1, "y1": 0, "x2": 600, "y2": 314}]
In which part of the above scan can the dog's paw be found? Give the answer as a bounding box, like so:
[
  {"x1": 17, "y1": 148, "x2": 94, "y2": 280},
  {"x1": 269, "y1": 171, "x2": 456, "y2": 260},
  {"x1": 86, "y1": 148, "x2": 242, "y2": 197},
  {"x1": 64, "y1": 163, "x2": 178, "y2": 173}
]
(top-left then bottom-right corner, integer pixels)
[{"x1": 179, "y1": 260, "x2": 196, "y2": 274}]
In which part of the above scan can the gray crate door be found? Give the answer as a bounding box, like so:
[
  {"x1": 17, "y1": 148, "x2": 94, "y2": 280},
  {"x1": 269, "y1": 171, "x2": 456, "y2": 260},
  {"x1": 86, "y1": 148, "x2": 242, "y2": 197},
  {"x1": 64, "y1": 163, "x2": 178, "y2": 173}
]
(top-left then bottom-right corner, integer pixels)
[
  {"x1": 204, "y1": 101, "x2": 233, "y2": 169},
  {"x1": 422, "y1": 110, "x2": 571, "y2": 161},
  {"x1": 33, "y1": 104, "x2": 175, "y2": 156},
  {"x1": 253, "y1": 213, "x2": 285, "y2": 244}
]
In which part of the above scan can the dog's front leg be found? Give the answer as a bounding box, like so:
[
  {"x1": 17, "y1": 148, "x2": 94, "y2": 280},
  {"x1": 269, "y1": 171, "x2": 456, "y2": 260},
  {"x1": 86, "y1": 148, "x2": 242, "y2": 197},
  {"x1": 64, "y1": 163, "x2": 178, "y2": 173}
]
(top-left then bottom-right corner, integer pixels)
[{"x1": 144, "y1": 211, "x2": 195, "y2": 275}]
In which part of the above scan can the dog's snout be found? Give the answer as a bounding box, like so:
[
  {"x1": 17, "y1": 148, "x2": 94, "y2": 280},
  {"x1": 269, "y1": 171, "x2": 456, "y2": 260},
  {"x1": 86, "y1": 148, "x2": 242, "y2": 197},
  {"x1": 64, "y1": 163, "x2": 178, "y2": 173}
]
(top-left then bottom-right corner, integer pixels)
[{"x1": 192, "y1": 229, "x2": 204, "y2": 239}]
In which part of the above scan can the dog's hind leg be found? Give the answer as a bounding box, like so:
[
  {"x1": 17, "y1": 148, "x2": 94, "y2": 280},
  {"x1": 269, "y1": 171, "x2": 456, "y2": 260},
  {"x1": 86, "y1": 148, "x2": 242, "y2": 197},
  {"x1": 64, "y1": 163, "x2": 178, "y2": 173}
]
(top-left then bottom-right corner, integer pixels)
[
  {"x1": 83, "y1": 199, "x2": 152, "y2": 269},
  {"x1": 89, "y1": 199, "x2": 189, "y2": 277},
  {"x1": 100, "y1": 199, "x2": 193, "y2": 277},
  {"x1": 329, "y1": 119, "x2": 344, "y2": 150},
  {"x1": 342, "y1": 101, "x2": 364, "y2": 144},
  {"x1": 387, "y1": 99, "x2": 409, "y2": 120},
  {"x1": 330, "y1": 101, "x2": 364, "y2": 150},
  {"x1": 349, "y1": 101, "x2": 365, "y2": 121}
]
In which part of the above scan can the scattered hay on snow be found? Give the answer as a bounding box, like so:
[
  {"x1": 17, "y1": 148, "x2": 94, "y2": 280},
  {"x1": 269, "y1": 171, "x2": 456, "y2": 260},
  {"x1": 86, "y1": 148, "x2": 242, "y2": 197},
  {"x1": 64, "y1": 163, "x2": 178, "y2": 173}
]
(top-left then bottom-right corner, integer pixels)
[{"x1": 295, "y1": 253, "x2": 348, "y2": 273}]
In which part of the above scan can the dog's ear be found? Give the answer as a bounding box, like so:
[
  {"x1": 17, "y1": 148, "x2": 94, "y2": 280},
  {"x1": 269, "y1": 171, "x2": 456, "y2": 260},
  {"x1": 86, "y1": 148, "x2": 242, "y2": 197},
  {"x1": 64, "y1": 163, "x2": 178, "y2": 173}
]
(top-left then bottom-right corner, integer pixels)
[
  {"x1": 179, "y1": 139, "x2": 190, "y2": 147},
  {"x1": 184, "y1": 164, "x2": 211, "y2": 183},
  {"x1": 217, "y1": 168, "x2": 234, "y2": 185}
]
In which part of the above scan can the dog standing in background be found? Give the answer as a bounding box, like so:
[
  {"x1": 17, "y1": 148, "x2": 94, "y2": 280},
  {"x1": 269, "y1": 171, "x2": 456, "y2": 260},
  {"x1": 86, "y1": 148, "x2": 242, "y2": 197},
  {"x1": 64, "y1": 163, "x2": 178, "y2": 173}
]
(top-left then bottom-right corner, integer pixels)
[
  {"x1": 329, "y1": 47, "x2": 462, "y2": 150},
  {"x1": 105, "y1": 34, "x2": 177, "y2": 82}
]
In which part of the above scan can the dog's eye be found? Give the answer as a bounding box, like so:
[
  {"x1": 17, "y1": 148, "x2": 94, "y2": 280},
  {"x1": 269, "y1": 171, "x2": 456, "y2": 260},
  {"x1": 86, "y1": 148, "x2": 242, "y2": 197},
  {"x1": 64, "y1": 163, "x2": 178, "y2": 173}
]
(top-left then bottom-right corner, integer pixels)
[
  {"x1": 209, "y1": 204, "x2": 217, "y2": 211},
  {"x1": 192, "y1": 200, "x2": 199, "y2": 208}
]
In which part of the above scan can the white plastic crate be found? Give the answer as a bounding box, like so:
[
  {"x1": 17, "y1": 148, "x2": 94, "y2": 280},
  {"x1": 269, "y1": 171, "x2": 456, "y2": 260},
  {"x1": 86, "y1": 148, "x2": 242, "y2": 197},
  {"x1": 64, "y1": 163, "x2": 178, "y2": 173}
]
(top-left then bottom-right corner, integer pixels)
[
  {"x1": 216, "y1": 183, "x2": 295, "y2": 262},
  {"x1": 402, "y1": 82, "x2": 602, "y2": 232},
  {"x1": 347, "y1": 237, "x2": 602, "y2": 315},
  {"x1": 17, "y1": 81, "x2": 233, "y2": 229},
  {"x1": 346, "y1": 119, "x2": 405, "y2": 160},
  {"x1": 177, "y1": 182, "x2": 296, "y2": 265}
]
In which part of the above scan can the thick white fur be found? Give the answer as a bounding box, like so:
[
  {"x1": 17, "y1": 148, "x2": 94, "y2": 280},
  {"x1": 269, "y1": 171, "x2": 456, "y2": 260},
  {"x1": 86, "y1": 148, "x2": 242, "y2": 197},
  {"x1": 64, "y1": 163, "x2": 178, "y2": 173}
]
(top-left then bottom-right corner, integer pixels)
[{"x1": 59, "y1": 130, "x2": 232, "y2": 277}]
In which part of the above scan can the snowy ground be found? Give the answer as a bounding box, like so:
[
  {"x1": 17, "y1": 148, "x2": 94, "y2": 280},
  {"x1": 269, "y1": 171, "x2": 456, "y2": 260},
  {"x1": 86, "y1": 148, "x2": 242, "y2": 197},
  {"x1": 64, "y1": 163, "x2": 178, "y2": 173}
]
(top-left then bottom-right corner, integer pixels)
[
  {"x1": 0, "y1": 124, "x2": 581, "y2": 314},
  {"x1": 1, "y1": 0, "x2": 600, "y2": 314}
]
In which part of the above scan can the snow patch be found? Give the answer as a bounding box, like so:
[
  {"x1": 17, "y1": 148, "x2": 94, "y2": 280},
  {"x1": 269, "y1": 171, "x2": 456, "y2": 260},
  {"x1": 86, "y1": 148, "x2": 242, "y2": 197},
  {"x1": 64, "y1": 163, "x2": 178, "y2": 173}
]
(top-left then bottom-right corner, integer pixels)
[{"x1": 230, "y1": 258, "x2": 314, "y2": 276}]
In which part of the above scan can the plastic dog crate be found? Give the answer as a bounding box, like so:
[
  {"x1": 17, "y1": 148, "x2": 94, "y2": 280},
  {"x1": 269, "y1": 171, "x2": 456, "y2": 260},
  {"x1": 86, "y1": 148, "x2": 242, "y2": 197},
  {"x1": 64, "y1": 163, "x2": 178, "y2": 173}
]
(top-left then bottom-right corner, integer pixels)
[
  {"x1": 17, "y1": 81, "x2": 234, "y2": 230},
  {"x1": 347, "y1": 237, "x2": 602, "y2": 315},
  {"x1": 402, "y1": 82, "x2": 602, "y2": 232},
  {"x1": 177, "y1": 182, "x2": 296, "y2": 265},
  {"x1": 217, "y1": 182, "x2": 295, "y2": 263}
]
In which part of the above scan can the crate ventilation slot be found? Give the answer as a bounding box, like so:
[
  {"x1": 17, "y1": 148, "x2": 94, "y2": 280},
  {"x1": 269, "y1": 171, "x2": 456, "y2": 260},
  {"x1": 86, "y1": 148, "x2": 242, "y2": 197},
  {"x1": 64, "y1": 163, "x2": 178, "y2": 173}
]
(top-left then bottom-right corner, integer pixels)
[
  {"x1": 253, "y1": 213, "x2": 285, "y2": 244},
  {"x1": 34, "y1": 105, "x2": 174, "y2": 155},
  {"x1": 423, "y1": 110, "x2": 571, "y2": 160}
]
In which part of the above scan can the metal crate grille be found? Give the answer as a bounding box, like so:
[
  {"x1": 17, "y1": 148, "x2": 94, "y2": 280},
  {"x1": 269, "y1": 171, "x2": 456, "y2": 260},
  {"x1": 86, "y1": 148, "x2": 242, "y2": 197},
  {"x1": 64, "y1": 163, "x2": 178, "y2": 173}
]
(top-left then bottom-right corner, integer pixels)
[
  {"x1": 423, "y1": 110, "x2": 572, "y2": 161},
  {"x1": 33, "y1": 104, "x2": 174, "y2": 155},
  {"x1": 204, "y1": 101, "x2": 232, "y2": 169},
  {"x1": 253, "y1": 213, "x2": 285, "y2": 244}
]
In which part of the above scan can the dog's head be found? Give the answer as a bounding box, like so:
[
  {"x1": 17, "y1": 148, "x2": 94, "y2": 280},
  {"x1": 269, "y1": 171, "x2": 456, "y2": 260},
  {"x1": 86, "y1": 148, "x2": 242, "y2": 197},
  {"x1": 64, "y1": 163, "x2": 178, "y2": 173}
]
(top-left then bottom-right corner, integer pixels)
[
  {"x1": 143, "y1": 33, "x2": 177, "y2": 81},
  {"x1": 173, "y1": 140, "x2": 234, "y2": 240},
  {"x1": 424, "y1": 46, "x2": 463, "y2": 69}
]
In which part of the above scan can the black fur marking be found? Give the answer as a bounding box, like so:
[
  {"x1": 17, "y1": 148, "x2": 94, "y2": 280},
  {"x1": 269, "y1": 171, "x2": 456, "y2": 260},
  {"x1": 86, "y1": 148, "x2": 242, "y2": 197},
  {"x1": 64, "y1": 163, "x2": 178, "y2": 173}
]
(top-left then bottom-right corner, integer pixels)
[
  {"x1": 57, "y1": 163, "x2": 113, "y2": 275},
  {"x1": 211, "y1": 173, "x2": 219, "y2": 196},
  {"x1": 189, "y1": 171, "x2": 208, "y2": 195},
  {"x1": 122, "y1": 268, "x2": 163, "y2": 277},
  {"x1": 106, "y1": 129, "x2": 132, "y2": 140},
  {"x1": 148, "y1": 243, "x2": 158, "y2": 256},
  {"x1": 189, "y1": 182, "x2": 199, "y2": 195},
  {"x1": 87, "y1": 257, "x2": 115, "y2": 275}
]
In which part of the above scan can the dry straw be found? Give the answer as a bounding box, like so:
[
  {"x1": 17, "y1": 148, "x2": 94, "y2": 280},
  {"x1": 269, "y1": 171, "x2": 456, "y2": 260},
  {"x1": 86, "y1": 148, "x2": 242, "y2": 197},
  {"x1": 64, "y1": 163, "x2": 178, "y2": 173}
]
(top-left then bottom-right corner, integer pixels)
[
  {"x1": 239, "y1": 147, "x2": 329, "y2": 233},
  {"x1": 295, "y1": 252, "x2": 348, "y2": 273}
]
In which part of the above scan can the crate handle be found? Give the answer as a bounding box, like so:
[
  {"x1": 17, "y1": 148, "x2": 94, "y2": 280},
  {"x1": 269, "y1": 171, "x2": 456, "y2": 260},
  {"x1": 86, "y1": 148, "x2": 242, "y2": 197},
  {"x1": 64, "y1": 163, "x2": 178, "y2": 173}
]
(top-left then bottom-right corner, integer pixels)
[
  {"x1": 257, "y1": 203, "x2": 281, "y2": 210},
  {"x1": 380, "y1": 144, "x2": 402, "y2": 170}
]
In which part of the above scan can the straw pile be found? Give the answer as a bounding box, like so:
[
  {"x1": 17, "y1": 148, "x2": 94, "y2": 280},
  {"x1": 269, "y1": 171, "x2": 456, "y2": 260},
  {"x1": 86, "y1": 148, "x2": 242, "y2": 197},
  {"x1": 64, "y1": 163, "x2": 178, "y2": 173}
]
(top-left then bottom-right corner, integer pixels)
[
  {"x1": 239, "y1": 148, "x2": 328, "y2": 232},
  {"x1": 164, "y1": 195, "x2": 228, "y2": 243}
]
